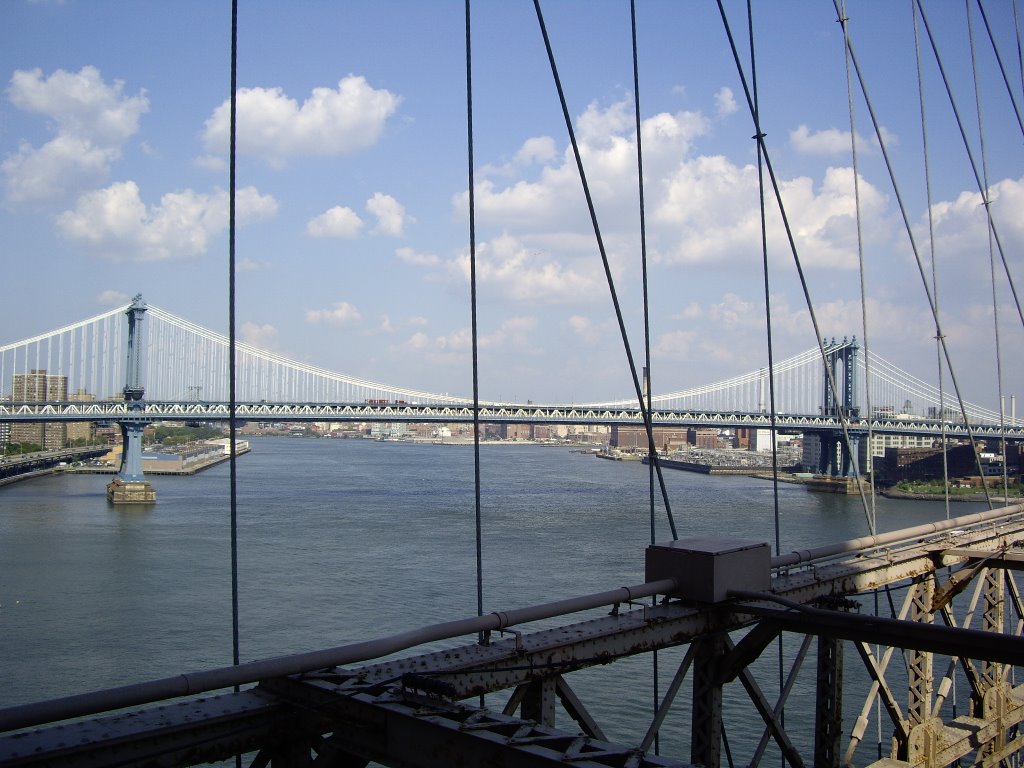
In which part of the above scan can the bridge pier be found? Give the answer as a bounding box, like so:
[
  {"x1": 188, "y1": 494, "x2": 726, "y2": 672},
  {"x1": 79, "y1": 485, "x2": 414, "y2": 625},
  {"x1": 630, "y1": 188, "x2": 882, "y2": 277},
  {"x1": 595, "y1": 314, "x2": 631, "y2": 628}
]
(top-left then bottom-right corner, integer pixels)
[
  {"x1": 106, "y1": 295, "x2": 155, "y2": 505},
  {"x1": 107, "y1": 420, "x2": 155, "y2": 504}
]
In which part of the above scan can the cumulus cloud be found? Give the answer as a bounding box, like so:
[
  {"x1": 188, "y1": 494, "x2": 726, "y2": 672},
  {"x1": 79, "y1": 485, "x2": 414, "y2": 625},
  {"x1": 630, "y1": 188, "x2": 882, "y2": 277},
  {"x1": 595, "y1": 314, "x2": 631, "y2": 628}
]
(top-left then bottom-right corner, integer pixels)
[
  {"x1": 790, "y1": 124, "x2": 896, "y2": 156},
  {"x1": 97, "y1": 289, "x2": 129, "y2": 306},
  {"x1": 307, "y1": 205, "x2": 363, "y2": 239},
  {"x1": 566, "y1": 314, "x2": 603, "y2": 345},
  {"x1": 449, "y1": 233, "x2": 602, "y2": 303},
  {"x1": 403, "y1": 316, "x2": 538, "y2": 355},
  {"x1": 305, "y1": 301, "x2": 362, "y2": 325},
  {"x1": 202, "y1": 75, "x2": 400, "y2": 165},
  {"x1": 927, "y1": 176, "x2": 1024, "y2": 264},
  {"x1": 3, "y1": 66, "x2": 148, "y2": 203},
  {"x1": 241, "y1": 322, "x2": 282, "y2": 352},
  {"x1": 654, "y1": 160, "x2": 890, "y2": 269},
  {"x1": 366, "y1": 192, "x2": 407, "y2": 236},
  {"x1": 396, "y1": 246, "x2": 439, "y2": 267},
  {"x1": 56, "y1": 181, "x2": 278, "y2": 261},
  {"x1": 714, "y1": 87, "x2": 737, "y2": 118}
]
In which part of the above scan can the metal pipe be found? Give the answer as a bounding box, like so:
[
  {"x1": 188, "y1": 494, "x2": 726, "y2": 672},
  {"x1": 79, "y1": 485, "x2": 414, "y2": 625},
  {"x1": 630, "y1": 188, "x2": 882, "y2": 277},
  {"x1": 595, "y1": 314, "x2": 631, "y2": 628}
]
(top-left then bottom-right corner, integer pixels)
[
  {"x1": 772, "y1": 502, "x2": 1024, "y2": 568},
  {"x1": 0, "y1": 578, "x2": 677, "y2": 733}
]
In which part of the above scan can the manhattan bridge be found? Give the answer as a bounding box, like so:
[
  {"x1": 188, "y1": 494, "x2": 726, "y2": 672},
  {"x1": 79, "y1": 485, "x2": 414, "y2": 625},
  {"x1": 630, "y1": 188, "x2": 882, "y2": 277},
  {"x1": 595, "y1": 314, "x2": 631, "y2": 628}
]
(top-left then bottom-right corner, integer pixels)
[{"x1": 4, "y1": 2, "x2": 1024, "y2": 768}]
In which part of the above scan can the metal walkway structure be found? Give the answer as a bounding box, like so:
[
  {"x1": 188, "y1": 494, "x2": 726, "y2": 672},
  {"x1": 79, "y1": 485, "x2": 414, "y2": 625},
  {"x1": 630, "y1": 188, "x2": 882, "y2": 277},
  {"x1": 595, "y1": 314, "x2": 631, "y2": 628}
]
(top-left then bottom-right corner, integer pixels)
[{"x1": 3, "y1": 503, "x2": 1024, "y2": 767}]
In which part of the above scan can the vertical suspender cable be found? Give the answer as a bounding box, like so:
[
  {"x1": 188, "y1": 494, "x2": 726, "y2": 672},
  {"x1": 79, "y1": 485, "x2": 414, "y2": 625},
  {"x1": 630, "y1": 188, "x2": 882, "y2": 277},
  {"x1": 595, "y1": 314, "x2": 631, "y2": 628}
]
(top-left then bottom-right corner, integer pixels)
[
  {"x1": 533, "y1": 0, "x2": 677, "y2": 539},
  {"x1": 839, "y1": 2, "x2": 877, "y2": 535},
  {"x1": 745, "y1": 0, "x2": 782, "y2": 556},
  {"x1": 628, "y1": 1, "x2": 660, "y2": 752},
  {"x1": 912, "y1": 0, "x2": 951, "y2": 519},
  {"x1": 228, "y1": 0, "x2": 241, "y2": 675},
  {"x1": 718, "y1": 1, "x2": 875, "y2": 529},
  {"x1": 630, "y1": 0, "x2": 655, "y2": 563},
  {"x1": 967, "y1": 1, "x2": 1010, "y2": 501},
  {"x1": 915, "y1": 0, "x2": 1024, "y2": 334},
  {"x1": 842, "y1": 0, "x2": 993, "y2": 507},
  {"x1": 464, "y1": 0, "x2": 485, "y2": 641},
  {"x1": 744, "y1": 5, "x2": 785, "y2": 763},
  {"x1": 974, "y1": 0, "x2": 1024, "y2": 140}
]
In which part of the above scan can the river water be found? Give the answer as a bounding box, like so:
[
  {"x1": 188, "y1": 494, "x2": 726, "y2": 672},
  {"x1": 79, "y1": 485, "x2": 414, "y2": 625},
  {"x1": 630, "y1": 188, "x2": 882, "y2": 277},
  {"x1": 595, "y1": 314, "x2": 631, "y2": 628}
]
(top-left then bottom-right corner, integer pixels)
[{"x1": 0, "y1": 437, "x2": 987, "y2": 762}]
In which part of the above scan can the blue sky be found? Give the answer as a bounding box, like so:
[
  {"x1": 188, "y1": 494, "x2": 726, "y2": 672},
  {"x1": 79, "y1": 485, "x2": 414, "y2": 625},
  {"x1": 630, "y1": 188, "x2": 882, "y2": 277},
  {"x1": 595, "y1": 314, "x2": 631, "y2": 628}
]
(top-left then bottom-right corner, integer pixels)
[{"x1": 2, "y1": 1, "x2": 1023, "y2": 410}]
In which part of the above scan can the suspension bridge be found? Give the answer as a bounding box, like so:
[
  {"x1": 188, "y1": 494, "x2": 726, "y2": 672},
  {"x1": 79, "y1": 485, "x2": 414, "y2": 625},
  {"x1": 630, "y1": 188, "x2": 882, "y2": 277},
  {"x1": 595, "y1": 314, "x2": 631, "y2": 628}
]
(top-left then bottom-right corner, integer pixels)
[
  {"x1": 1, "y1": 297, "x2": 1019, "y2": 431},
  {"x1": 4, "y1": 0, "x2": 1024, "y2": 766}
]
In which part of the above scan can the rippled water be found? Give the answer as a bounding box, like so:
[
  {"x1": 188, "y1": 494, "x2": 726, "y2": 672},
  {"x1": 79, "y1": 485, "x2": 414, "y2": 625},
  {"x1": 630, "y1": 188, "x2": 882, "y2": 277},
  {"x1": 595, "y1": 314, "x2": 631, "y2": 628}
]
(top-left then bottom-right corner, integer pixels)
[{"x1": 0, "y1": 437, "x2": 983, "y2": 761}]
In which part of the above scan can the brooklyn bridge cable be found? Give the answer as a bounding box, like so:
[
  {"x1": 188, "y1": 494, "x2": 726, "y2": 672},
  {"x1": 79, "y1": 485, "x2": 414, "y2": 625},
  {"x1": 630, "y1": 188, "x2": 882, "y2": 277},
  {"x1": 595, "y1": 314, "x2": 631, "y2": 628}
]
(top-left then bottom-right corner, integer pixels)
[
  {"x1": 463, "y1": 0, "x2": 486, "y2": 651},
  {"x1": 717, "y1": 0, "x2": 876, "y2": 530},
  {"x1": 967, "y1": 0, "x2": 1012, "y2": 503},
  {"x1": 533, "y1": 0, "x2": 678, "y2": 540},
  {"x1": 915, "y1": 0, "x2": 1024, "y2": 334},
  {"x1": 911, "y1": 0, "x2": 952, "y2": 520},
  {"x1": 840, "y1": 1, "x2": 878, "y2": 535},
  {"x1": 842, "y1": 0, "x2": 995, "y2": 506},
  {"x1": 628, "y1": 0, "x2": 662, "y2": 754},
  {"x1": 227, "y1": 0, "x2": 241, "y2": 677}
]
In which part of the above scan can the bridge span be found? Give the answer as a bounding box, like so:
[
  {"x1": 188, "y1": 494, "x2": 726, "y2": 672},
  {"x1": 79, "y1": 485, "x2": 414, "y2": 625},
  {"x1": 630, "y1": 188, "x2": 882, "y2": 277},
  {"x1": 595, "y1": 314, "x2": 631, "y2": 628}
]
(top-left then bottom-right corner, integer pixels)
[{"x1": 3, "y1": 502, "x2": 1024, "y2": 767}]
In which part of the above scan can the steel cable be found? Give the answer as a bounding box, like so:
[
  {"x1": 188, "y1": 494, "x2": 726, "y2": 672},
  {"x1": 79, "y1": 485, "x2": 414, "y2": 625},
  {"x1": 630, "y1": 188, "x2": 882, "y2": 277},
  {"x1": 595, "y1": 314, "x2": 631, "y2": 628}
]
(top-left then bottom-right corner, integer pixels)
[{"x1": 532, "y1": 0, "x2": 678, "y2": 539}]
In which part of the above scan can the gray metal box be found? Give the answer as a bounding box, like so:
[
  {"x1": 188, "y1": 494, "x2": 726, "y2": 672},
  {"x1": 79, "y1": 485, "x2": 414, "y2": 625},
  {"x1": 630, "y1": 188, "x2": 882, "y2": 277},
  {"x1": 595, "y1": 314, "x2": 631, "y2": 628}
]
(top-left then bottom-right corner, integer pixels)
[{"x1": 645, "y1": 537, "x2": 771, "y2": 603}]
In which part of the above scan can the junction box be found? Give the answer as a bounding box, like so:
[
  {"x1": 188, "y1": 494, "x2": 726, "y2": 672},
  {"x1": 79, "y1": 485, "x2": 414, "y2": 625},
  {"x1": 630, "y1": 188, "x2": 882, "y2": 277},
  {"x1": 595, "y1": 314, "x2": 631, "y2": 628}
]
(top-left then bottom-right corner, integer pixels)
[{"x1": 645, "y1": 537, "x2": 771, "y2": 603}]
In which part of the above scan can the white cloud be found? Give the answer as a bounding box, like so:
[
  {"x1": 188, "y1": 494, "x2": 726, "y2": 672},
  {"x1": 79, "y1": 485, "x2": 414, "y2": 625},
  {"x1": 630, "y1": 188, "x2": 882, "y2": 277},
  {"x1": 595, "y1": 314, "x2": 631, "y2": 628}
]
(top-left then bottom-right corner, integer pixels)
[
  {"x1": 714, "y1": 87, "x2": 737, "y2": 118},
  {"x1": 566, "y1": 314, "x2": 602, "y2": 344},
  {"x1": 305, "y1": 301, "x2": 362, "y2": 325},
  {"x1": 202, "y1": 75, "x2": 400, "y2": 165},
  {"x1": 396, "y1": 246, "x2": 439, "y2": 267},
  {"x1": 515, "y1": 136, "x2": 557, "y2": 166},
  {"x1": 57, "y1": 181, "x2": 278, "y2": 261},
  {"x1": 402, "y1": 316, "x2": 538, "y2": 355},
  {"x1": 653, "y1": 329, "x2": 698, "y2": 360},
  {"x1": 448, "y1": 233, "x2": 602, "y2": 303},
  {"x1": 654, "y1": 159, "x2": 890, "y2": 269},
  {"x1": 97, "y1": 289, "x2": 129, "y2": 306},
  {"x1": 241, "y1": 322, "x2": 281, "y2": 352},
  {"x1": 367, "y1": 192, "x2": 407, "y2": 237},
  {"x1": 3, "y1": 66, "x2": 148, "y2": 203},
  {"x1": 307, "y1": 205, "x2": 363, "y2": 239},
  {"x1": 790, "y1": 124, "x2": 896, "y2": 156}
]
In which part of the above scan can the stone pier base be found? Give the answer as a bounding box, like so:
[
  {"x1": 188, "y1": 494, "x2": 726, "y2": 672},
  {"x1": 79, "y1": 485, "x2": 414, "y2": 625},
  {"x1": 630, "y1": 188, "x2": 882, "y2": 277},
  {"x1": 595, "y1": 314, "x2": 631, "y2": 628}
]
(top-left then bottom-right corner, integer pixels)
[{"x1": 106, "y1": 477, "x2": 156, "y2": 504}]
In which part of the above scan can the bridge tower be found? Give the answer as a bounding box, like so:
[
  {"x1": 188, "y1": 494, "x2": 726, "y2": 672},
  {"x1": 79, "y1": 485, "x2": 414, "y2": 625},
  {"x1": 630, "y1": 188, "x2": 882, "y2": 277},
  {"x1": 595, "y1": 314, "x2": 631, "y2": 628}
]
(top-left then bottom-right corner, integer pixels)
[
  {"x1": 106, "y1": 295, "x2": 156, "y2": 504},
  {"x1": 818, "y1": 337, "x2": 860, "y2": 477}
]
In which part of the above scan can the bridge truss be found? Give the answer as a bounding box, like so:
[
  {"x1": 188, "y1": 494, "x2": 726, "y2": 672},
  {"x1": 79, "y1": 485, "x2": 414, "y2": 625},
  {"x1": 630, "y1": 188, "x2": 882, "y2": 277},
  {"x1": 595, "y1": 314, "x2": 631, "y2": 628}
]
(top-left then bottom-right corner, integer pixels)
[{"x1": 3, "y1": 503, "x2": 1024, "y2": 767}]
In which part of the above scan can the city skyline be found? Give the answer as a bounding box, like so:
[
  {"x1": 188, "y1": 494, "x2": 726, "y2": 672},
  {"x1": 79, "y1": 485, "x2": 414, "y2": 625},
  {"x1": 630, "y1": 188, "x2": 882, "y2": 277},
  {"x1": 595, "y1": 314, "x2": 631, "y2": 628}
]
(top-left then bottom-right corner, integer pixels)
[{"x1": 2, "y1": 2, "x2": 1023, "y2": 409}]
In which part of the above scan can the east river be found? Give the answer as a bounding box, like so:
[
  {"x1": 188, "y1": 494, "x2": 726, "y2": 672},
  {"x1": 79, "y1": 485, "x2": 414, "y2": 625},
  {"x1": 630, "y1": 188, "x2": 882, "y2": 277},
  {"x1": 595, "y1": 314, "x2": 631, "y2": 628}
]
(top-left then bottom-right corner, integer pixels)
[{"x1": 0, "y1": 437, "x2": 989, "y2": 762}]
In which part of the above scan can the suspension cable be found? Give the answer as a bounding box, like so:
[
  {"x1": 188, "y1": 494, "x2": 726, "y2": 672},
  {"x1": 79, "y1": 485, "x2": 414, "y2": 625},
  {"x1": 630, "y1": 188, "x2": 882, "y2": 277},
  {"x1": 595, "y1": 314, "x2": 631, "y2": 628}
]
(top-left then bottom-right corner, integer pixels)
[
  {"x1": 463, "y1": 0, "x2": 485, "y2": 641},
  {"x1": 974, "y1": 0, "x2": 1024, "y2": 139},
  {"x1": 745, "y1": 4, "x2": 787, "y2": 763},
  {"x1": 912, "y1": 0, "x2": 951, "y2": 519},
  {"x1": 532, "y1": 0, "x2": 678, "y2": 539},
  {"x1": 628, "y1": 0, "x2": 661, "y2": 754},
  {"x1": 228, "y1": 0, "x2": 241, "y2": 675},
  {"x1": 840, "y1": 0, "x2": 994, "y2": 507},
  {"x1": 746, "y1": 0, "x2": 783, "y2": 557},
  {"x1": 717, "y1": 1, "x2": 875, "y2": 530},
  {"x1": 967, "y1": 1, "x2": 1011, "y2": 502},
  {"x1": 840, "y1": 3, "x2": 877, "y2": 535},
  {"x1": 915, "y1": 0, "x2": 1024, "y2": 334}
]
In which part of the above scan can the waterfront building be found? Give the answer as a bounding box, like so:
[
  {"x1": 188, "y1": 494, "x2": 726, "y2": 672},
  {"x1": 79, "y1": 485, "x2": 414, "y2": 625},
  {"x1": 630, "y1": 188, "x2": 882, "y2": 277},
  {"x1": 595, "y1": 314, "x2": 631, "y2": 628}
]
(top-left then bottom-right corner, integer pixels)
[
  {"x1": 9, "y1": 369, "x2": 67, "y2": 451},
  {"x1": 66, "y1": 388, "x2": 96, "y2": 445}
]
